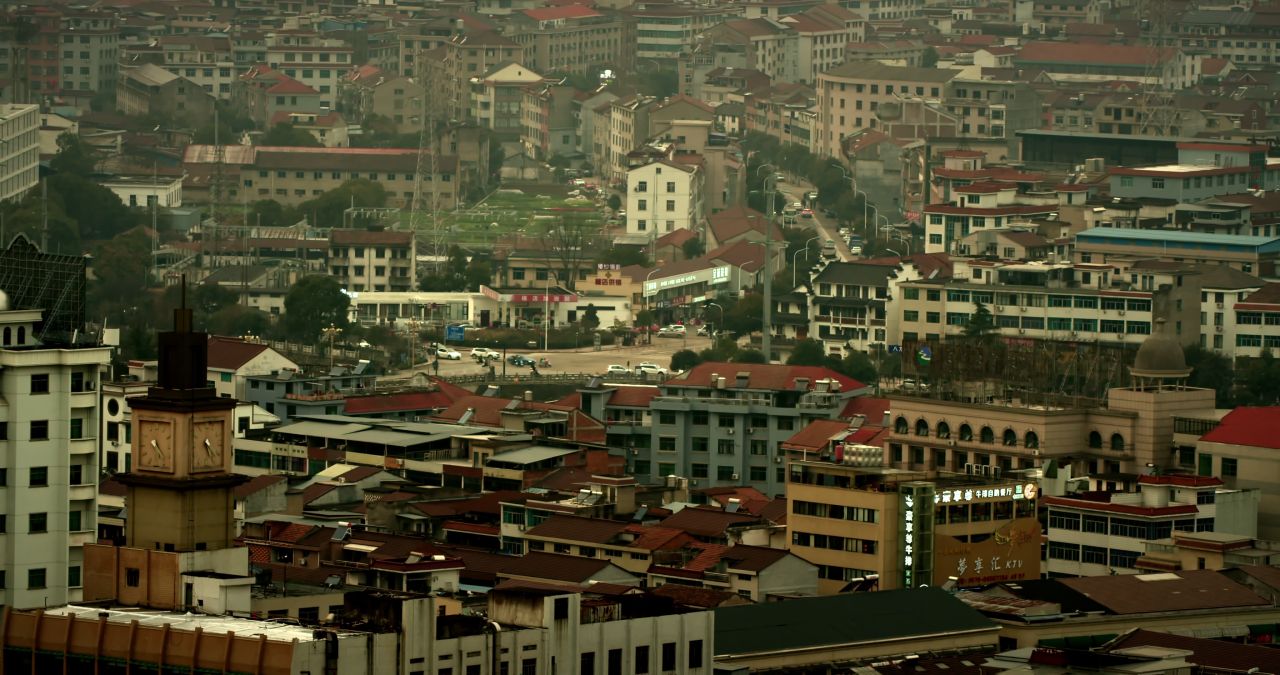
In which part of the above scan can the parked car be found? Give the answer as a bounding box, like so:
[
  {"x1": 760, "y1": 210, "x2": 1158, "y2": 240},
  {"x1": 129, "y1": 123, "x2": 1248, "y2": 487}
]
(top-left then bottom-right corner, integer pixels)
[
  {"x1": 508, "y1": 354, "x2": 535, "y2": 367},
  {"x1": 604, "y1": 365, "x2": 630, "y2": 376},
  {"x1": 800, "y1": 209, "x2": 814, "y2": 219},
  {"x1": 657, "y1": 324, "x2": 686, "y2": 337},
  {"x1": 635, "y1": 363, "x2": 668, "y2": 376},
  {"x1": 437, "y1": 347, "x2": 462, "y2": 360},
  {"x1": 471, "y1": 347, "x2": 501, "y2": 359}
]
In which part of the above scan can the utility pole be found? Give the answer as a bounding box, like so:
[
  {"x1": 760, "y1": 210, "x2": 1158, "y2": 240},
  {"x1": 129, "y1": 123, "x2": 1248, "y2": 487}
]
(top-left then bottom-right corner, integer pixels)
[{"x1": 760, "y1": 167, "x2": 777, "y2": 363}]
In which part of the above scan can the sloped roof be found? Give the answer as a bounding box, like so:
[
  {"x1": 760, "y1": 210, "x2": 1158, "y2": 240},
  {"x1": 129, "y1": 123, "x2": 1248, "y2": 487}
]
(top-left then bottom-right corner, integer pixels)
[
  {"x1": 525, "y1": 515, "x2": 628, "y2": 544},
  {"x1": 1016, "y1": 41, "x2": 1179, "y2": 66},
  {"x1": 234, "y1": 474, "x2": 287, "y2": 499},
  {"x1": 782, "y1": 419, "x2": 858, "y2": 451},
  {"x1": 1058, "y1": 570, "x2": 1269, "y2": 614},
  {"x1": 500, "y1": 551, "x2": 622, "y2": 584},
  {"x1": 1200, "y1": 406, "x2": 1280, "y2": 450},
  {"x1": 650, "y1": 584, "x2": 746, "y2": 608},
  {"x1": 343, "y1": 390, "x2": 457, "y2": 415},
  {"x1": 660, "y1": 506, "x2": 761, "y2": 538},
  {"x1": 207, "y1": 335, "x2": 270, "y2": 371},
  {"x1": 1105, "y1": 629, "x2": 1280, "y2": 672},
  {"x1": 707, "y1": 205, "x2": 782, "y2": 243},
  {"x1": 521, "y1": 4, "x2": 601, "y2": 20}
]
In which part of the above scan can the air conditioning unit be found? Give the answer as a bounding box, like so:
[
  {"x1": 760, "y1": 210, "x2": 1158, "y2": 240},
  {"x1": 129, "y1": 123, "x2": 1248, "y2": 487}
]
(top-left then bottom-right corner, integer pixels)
[
  {"x1": 727, "y1": 428, "x2": 735, "y2": 435},
  {"x1": 1216, "y1": 302, "x2": 1224, "y2": 309},
  {"x1": 994, "y1": 305, "x2": 1003, "y2": 313},
  {"x1": 1018, "y1": 328, "x2": 1026, "y2": 334},
  {"x1": 1119, "y1": 309, "x2": 1126, "y2": 315},
  {"x1": 629, "y1": 448, "x2": 639, "y2": 455},
  {"x1": 1216, "y1": 325, "x2": 1223, "y2": 333},
  {"x1": 1117, "y1": 333, "x2": 1124, "y2": 339},
  {"x1": 947, "y1": 439, "x2": 956, "y2": 447},
  {"x1": 1071, "y1": 331, "x2": 1078, "y2": 336},
  {"x1": 774, "y1": 456, "x2": 782, "y2": 463},
  {"x1": 730, "y1": 473, "x2": 739, "y2": 481},
  {"x1": 1019, "y1": 306, "x2": 1027, "y2": 312}
]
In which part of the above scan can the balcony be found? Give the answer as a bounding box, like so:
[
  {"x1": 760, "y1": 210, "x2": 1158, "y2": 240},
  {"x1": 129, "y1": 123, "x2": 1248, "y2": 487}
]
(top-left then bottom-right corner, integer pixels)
[
  {"x1": 69, "y1": 484, "x2": 96, "y2": 502},
  {"x1": 69, "y1": 438, "x2": 97, "y2": 455},
  {"x1": 69, "y1": 531, "x2": 97, "y2": 547}
]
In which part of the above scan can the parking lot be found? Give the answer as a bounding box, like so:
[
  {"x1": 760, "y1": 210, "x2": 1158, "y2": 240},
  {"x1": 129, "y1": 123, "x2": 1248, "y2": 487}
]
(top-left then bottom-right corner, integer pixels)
[{"x1": 394, "y1": 334, "x2": 719, "y2": 381}]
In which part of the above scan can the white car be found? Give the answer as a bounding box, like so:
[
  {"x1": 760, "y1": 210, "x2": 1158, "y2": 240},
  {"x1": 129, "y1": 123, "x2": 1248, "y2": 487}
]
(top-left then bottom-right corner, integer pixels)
[
  {"x1": 658, "y1": 324, "x2": 686, "y2": 337},
  {"x1": 604, "y1": 365, "x2": 630, "y2": 376},
  {"x1": 635, "y1": 363, "x2": 668, "y2": 376},
  {"x1": 437, "y1": 347, "x2": 462, "y2": 360},
  {"x1": 470, "y1": 347, "x2": 501, "y2": 359}
]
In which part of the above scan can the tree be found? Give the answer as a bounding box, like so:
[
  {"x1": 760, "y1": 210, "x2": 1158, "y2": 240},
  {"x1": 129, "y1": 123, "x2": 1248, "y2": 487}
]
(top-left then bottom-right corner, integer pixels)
[
  {"x1": 607, "y1": 194, "x2": 622, "y2": 212},
  {"x1": 249, "y1": 200, "x2": 299, "y2": 228},
  {"x1": 283, "y1": 275, "x2": 350, "y2": 340},
  {"x1": 544, "y1": 210, "x2": 601, "y2": 291},
  {"x1": 787, "y1": 339, "x2": 828, "y2": 366},
  {"x1": 922, "y1": 46, "x2": 940, "y2": 68},
  {"x1": 581, "y1": 304, "x2": 600, "y2": 330},
  {"x1": 681, "y1": 237, "x2": 705, "y2": 259},
  {"x1": 723, "y1": 293, "x2": 763, "y2": 337},
  {"x1": 259, "y1": 123, "x2": 322, "y2": 147},
  {"x1": 698, "y1": 335, "x2": 741, "y2": 363},
  {"x1": 597, "y1": 246, "x2": 648, "y2": 267},
  {"x1": 297, "y1": 179, "x2": 388, "y2": 228},
  {"x1": 636, "y1": 68, "x2": 678, "y2": 98},
  {"x1": 635, "y1": 309, "x2": 656, "y2": 329},
  {"x1": 1240, "y1": 349, "x2": 1280, "y2": 404},
  {"x1": 964, "y1": 301, "x2": 997, "y2": 340},
  {"x1": 838, "y1": 351, "x2": 879, "y2": 385},
  {"x1": 47, "y1": 173, "x2": 140, "y2": 241},
  {"x1": 1185, "y1": 345, "x2": 1235, "y2": 406},
  {"x1": 192, "y1": 283, "x2": 240, "y2": 317},
  {"x1": 49, "y1": 132, "x2": 98, "y2": 177},
  {"x1": 671, "y1": 349, "x2": 701, "y2": 372},
  {"x1": 733, "y1": 349, "x2": 767, "y2": 363},
  {"x1": 90, "y1": 230, "x2": 152, "y2": 316},
  {"x1": 207, "y1": 304, "x2": 271, "y2": 337}
]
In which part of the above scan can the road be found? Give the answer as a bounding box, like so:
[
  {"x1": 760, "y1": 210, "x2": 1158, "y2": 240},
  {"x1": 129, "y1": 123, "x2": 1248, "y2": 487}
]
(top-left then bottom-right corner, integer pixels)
[
  {"x1": 387, "y1": 334, "x2": 720, "y2": 381},
  {"x1": 777, "y1": 175, "x2": 855, "y2": 262}
]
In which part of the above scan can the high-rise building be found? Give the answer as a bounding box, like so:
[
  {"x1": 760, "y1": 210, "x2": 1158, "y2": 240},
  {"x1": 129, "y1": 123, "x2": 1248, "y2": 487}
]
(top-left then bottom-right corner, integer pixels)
[
  {"x1": 0, "y1": 103, "x2": 40, "y2": 203},
  {"x1": 0, "y1": 235, "x2": 110, "y2": 608}
]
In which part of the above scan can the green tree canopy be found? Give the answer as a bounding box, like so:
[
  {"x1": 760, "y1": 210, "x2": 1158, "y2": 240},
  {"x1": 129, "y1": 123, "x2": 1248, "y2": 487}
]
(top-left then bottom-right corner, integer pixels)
[
  {"x1": 297, "y1": 179, "x2": 388, "y2": 228},
  {"x1": 964, "y1": 301, "x2": 997, "y2": 341},
  {"x1": 671, "y1": 348, "x2": 701, "y2": 372},
  {"x1": 90, "y1": 230, "x2": 152, "y2": 316},
  {"x1": 49, "y1": 132, "x2": 98, "y2": 176},
  {"x1": 259, "y1": 122, "x2": 322, "y2": 147},
  {"x1": 283, "y1": 275, "x2": 350, "y2": 340}
]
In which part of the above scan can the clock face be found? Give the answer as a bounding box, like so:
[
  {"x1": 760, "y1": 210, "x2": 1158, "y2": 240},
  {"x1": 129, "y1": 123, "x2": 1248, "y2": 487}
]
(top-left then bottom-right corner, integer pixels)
[
  {"x1": 192, "y1": 420, "x2": 226, "y2": 471},
  {"x1": 138, "y1": 420, "x2": 174, "y2": 472}
]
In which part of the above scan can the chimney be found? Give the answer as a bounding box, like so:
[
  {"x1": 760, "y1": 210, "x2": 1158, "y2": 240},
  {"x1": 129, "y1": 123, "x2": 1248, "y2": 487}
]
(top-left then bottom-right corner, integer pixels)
[{"x1": 524, "y1": 390, "x2": 533, "y2": 401}]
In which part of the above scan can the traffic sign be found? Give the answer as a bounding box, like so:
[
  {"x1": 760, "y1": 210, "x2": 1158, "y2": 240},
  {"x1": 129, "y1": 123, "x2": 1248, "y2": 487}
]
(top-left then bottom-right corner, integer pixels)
[{"x1": 446, "y1": 325, "x2": 465, "y2": 342}]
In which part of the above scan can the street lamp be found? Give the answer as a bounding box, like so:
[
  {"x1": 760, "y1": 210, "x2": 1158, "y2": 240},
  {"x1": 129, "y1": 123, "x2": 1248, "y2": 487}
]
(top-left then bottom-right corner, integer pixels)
[
  {"x1": 755, "y1": 164, "x2": 778, "y2": 362},
  {"x1": 321, "y1": 323, "x2": 342, "y2": 370},
  {"x1": 793, "y1": 235, "x2": 820, "y2": 287},
  {"x1": 705, "y1": 302, "x2": 724, "y2": 338}
]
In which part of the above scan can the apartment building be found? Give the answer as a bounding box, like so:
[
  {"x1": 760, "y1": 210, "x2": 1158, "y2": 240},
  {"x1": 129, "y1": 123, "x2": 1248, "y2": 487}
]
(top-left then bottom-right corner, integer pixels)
[
  {"x1": 58, "y1": 10, "x2": 118, "y2": 98},
  {"x1": 1074, "y1": 227, "x2": 1280, "y2": 277},
  {"x1": 704, "y1": 19, "x2": 798, "y2": 84},
  {"x1": 813, "y1": 62, "x2": 960, "y2": 158},
  {"x1": 1171, "y1": 9, "x2": 1280, "y2": 69},
  {"x1": 602, "y1": 95, "x2": 656, "y2": 187},
  {"x1": 0, "y1": 7, "x2": 62, "y2": 99},
  {"x1": 264, "y1": 32, "x2": 354, "y2": 109},
  {"x1": 521, "y1": 82, "x2": 579, "y2": 161},
  {"x1": 1031, "y1": 0, "x2": 1102, "y2": 26},
  {"x1": 471, "y1": 62, "x2": 547, "y2": 138},
  {"x1": 840, "y1": 0, "x2": 922, "y2": 21},
  {"x1": 505, "y1": 6, "x2": 632, "y2": 75},
  {"x1": 117, "y1": 64, "x2": 217, "y2": 126},
  {"x1": 1227, "y1": 283, "x2": 1280, "y2": 358},
  {"x1": 338, "y1": 67, "x2": 425, "y2": 135},
  {"x1": 212, "y1": 145, "x2": 462, "y2": 211},
  {"x1": 0, "y1": 104, "x2": 40, "y2": 203},
  {"x1": 234, "y1": 65, "x2": 323, "y2": 129},
  {"x1": 1013, "y1": 42, "x2": 1202, "y2": 90},
  {"x1": 1197, "y1": 407, "x2": 1280, "y2": 539},
  {"x1": 893, "y1": 257, "x2": 1203, "y2": 349},
  {"x1": 785, "y1": 455, "x2": 1039, "y2": 593},
  {"x1": 626, "y1": 159, "x2": 705, "y2": 237},
  {"x1": 808, "y1": 261, "x2": 900, "y2": 356},
  {"x1": 160, "y1": 34, "x2": 236, "y2": 99},
  {"x1": 640, "y1": 362, "x2": 870, "y2": 496},
  {"x1": 1044, "y1": 474, "x2": 1259, "y2": 577},
  {"x1": 421, "y1": 32, "x2": 525, "y2": 126},
  {"x1": 923, "y1": 183, "x2": 1061, "y2": 255},
  {"x1": 626, "y1": 5, "x2": 740, "y2": 62},
  {"x1": 327, "y1": 228, "x2": 416, "y2": 293},
  {"x1": 780, "y1": 5, "x2": 866, "y2": 83},
  {"x1": 0, "y1": 255, "x2": 111, "y2": 608}
]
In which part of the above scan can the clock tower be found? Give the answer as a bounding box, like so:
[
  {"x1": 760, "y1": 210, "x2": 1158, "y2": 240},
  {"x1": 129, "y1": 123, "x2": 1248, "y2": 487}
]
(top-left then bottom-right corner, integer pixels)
[{"x1": 117, "y1": 296, "x2": 246, "y2": 552}]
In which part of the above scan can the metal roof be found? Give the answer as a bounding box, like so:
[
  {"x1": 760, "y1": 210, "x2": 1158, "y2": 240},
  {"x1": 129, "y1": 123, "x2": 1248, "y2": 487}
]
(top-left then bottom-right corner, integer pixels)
[
  {"x1": 273, "y1": 421, "x2": 371, "y2": 438},
  {"x1": 1077, "y1": 227, "x2": 1280, "y2": 250},
  {"x1": 488, "y1": 445, "x2": 578, "y2": 466}
]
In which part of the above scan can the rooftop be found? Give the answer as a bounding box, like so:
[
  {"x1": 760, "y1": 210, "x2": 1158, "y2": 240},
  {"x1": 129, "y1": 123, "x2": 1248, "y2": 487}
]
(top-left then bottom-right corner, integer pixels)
[{"x1": 1058, "y1": 570, "x2": 1269, "y2": 615}]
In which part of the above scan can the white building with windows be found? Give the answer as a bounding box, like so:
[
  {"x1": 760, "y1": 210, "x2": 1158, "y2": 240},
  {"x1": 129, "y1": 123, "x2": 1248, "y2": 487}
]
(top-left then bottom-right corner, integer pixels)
[
  {"x1": 101, "y1": 175, "x2": 184, "y2": 208},
  {"x1": 0, "y1": 306, "x2": 110, "y2": 608},
  {"x1": 626, "y1": 159, "x2": 705, "y2": 239},
  {"x1": 0, "y1": 104, "x2": 40, "y2": 203},
  {"x1": 1043, "y1": 474, "x2": 1259, "y2": 578}
]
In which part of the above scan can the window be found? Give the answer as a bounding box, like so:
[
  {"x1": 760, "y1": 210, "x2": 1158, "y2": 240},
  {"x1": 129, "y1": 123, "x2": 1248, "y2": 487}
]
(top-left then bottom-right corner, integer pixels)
[
  {"x1": 126, "y1": 567, "x2": 141, "y2": 587},
  {"x1": 1025, "y1": 431, "x2": 1039, "y2": 449},
  {"x1": 636, "y1": 181, "x2": 647, "y2": 192},
  {"x1": 70, "y1": 464, "x2": 82, "y2": 486},
  {"x1": 980, "y1": 426, "x2": 994, "y2": 443},
  {"x1": 658, "y1": 411, "x2": 676, "y2": 425},
  {"x1": 1110, "y1": 433, "x2": 1125, "y2": 451},
  {"x1": 580, "y1": 652, "x2": 595, "y2": 675},
  {"x1": 30, "y1": 420, "x2": 48, "y2": 440},
  {"x1": 29, "y1": 512, "x2": 48, "y2": 533},
  {"x1": 69, "y1": 510, "x2": 82, "y2": 532},
  {"x1": 70, "y1": 418, "x2": 83, "y2": 440},
  {"x1": 635, "y1": 646, "x2": 649, "y2": 674},
  {"x1": 717, "y1": 465, "x2": 735, "y2": 480},
  {"x1": 30, "y1": 374, "x2": 49, "y2": 394},
  {"x1": 28, "y1": 568, "x2": 46, "y2": 589},
  {"x1": 1222, "y1": 457, "x2": 1238, "y2": 477},
  {"x1": 661, "y1": 643, "x2": 676, "y2": 672},
  {"x1": 959, "y1": 424, "x2": 973, "y2": 441},
  {"x1": 666, "y1": 181, "x2": 676, "y2": 192},
  {"x1": 29, "y1": 466, "x2": 48, "y2": 487},
  {"x1": 688, "y1": 640, "x2": 703, "y2": 669}
]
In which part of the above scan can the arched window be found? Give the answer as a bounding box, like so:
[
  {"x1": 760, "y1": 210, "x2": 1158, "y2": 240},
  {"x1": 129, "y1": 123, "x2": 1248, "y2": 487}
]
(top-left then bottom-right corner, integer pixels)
[
  {"x1": 1111, "y1": 433, "x2": 1126, "y2": 452},
  {"x1": 1088, "y1": 431, "x2": 1102, "y2": 449},
  {"x1": 1002, "y1": 428, "x2": 1018, "y2": 446},
  {"x1": 1025, "y1": 431, "x2": 1040, "y2": 449},
  {"x1": 959, "y1": 424, "x2": 973, "y2": 441},
  {"x1": 936, "y1": 421, "x2": 951, "y2": 439},
  {"x1": 894, "y1": 416, "x2": 908, "y2": 434},
  {"x1": 1, "y1": 327, "x2": 9, "y2": 345},
  {"x1": 980, "y1": 426, "x2": 995, "y2": 444},
  {"x1": 915, "y1": 419, "x2": 930, "y2": 437}
]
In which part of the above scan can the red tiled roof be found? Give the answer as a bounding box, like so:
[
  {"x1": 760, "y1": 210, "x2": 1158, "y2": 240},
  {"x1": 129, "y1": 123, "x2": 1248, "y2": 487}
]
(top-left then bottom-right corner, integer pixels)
[
  {"x1": 654, "y1": 228, "x2": 698, "y2": 248},
  {"x1": 722, "y1": 545, "x2": 790, "y2": 572},
  {"x1": 649, "y1": 584, "x2": 745, "y2": 608},
  {"x1": 668, "y1": 362, "x2": 865, "y2": 393},
  {"x1": 234, "y1": 474, "x2": 286, "y2": 499},
  {"x1": 100, "y1": 476, "x2": 127, "y2": 498},
  {"x1": 840, "y1": 396, "x2": 890, "y2": 421},
  {"x1": 266, "y1": 76, "x2": 317, "y2": 95},
  {"x1": 1042, "y1": 495, "x2": 1199, "y2": 517},
  {"x1": 441, "y1": 520, "x2": 501, "y2": 536},
  {"x1": 1017, "y1": 41, "x2": 1179, "y2": 66},
  {"x1": 248, "y1": 544, "x2": 271, "y2": 564},
  {"x1": 1199, "y1": 407, "x2": 1280, "y2": 450},
  {"x1": 782, "y1": 419, "x2": 858, "y2": 451},
  {"x1": 1059, "y1": 570, "x2": 1268, "y2": 615},
  {"x1": 207, "y1": 335, "x2": 270, "y2": 370},
  {"x1": 521, "y1": 4, "x2": 601, "y2": 20},
  {"x1": 625, "y1": 525, "x2": 691, "y2": 551},
  {"x1": 526, "y1": 515, "x2": 628, "y2": 544},
  {"x1": 954, "y1": 181, "x2": 1014, "y2": 194},
  {"x1": 499, "y1": 551, "x2": 620, "y2": 584},
  {"x1": 608, "y1": 385, "x2": 660, "y2": 408},
  {"x1": 330, "y1": 228, "x2": 413, "y2": 245},
  {"x1": 343, "y1": 390, "x2": 456, "y2": 415},
  {"x1": 660, "y1": 507, "x2": 761, "y2": 538}
]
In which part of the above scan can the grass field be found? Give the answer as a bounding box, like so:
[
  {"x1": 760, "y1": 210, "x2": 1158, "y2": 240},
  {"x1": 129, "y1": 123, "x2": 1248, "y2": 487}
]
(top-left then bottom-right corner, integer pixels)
[{"x1": 402, "y1": 185, "x2": 612, "y2": 248}]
